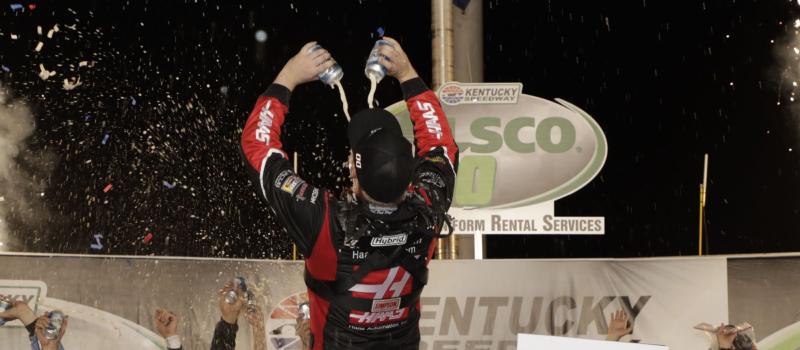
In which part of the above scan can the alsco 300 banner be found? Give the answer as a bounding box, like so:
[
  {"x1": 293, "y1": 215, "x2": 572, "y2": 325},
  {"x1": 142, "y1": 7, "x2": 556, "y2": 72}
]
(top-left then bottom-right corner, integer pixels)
[{"x1": 388, "y1": 82, "x2": 608, "y2": 235}]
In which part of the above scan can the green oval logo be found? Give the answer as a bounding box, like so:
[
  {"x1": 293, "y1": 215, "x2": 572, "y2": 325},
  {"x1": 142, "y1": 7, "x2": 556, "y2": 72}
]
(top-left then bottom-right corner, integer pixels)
[{"x1": 387, "y1": 84, "x2": 606, "y2": 209}]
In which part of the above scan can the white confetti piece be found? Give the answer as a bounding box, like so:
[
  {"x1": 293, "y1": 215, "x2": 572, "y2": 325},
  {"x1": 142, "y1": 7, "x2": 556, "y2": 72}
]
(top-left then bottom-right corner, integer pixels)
[
  {"x1": 63, "y1": 77, "x2": 82, "y2": 90},
  {"x1": 47, "y1": 25, "x2": 59, "y2": 39},
  {"x1": 79, "y1": 61, "x2": 88, "y2": 67},
  {"x1": 38, "y1": 64, "x2": 56, "y2": 80},
  {"x1": 10, "y1": 34, "x2": 18, "y2": 40},
  {"x1": 37, "y1": 26, "x2": 42, "y2": 35},
  {"x1": 34, "y1": 41, "x2": 43, "y2": 52}
]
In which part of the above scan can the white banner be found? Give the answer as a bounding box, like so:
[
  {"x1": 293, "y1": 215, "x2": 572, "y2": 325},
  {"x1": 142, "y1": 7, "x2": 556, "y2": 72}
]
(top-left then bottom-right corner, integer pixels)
[
  {"x1": 0, "y1": 254, "x2": 729, "y2": 350},
  {"x1": 517, "y1": 334, "x2": 668, "y2": 350},
  {"x1": 418, "y1": 258, "x2": 728, "y2": 350}
]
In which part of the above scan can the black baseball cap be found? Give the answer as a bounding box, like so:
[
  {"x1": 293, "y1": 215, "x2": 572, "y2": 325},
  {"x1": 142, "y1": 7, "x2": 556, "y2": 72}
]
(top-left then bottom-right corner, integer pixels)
[{"x1": 348, "y1": 109, "x2": 413, "y2": 203}]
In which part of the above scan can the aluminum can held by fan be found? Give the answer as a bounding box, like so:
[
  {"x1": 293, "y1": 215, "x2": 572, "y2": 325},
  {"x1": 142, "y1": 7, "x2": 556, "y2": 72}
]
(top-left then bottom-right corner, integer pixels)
[
  {"x1": 0, "y1": 298, "x2": 11, "y2": 326},
  {"x1": 44, "y1": 311, "x2": 65, "y2": 340},
  {"x1": 298, "y1": 302, "x2": 311, "y2": 320},
  {"x1": 225, "y1": 277, "x2": 247, "y2": 304}
]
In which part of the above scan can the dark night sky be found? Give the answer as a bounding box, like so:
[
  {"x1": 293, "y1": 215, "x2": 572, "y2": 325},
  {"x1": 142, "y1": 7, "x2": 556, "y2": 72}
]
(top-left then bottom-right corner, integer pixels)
[{"x1": 0, "y1": 0, "x2": 798, "y2": 259}]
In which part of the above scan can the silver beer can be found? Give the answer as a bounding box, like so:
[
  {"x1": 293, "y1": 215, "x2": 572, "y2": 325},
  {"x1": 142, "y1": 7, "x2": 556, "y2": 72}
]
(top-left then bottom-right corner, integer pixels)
[
  {"x1": 44, "y1": 311, "x2": 64, "y2": 340},
  {"x1": 245, "y1": 290, "x2": 257, "y2": 313},
  {"x1": 309, "y1": 44, "x2": 343, "y2": 86},
  {"x1": 298, "y1": 302, "x2": 311, "y2": 320},
  {"x1": 364, "y1": 40, "x2": 392, "y2": 82},
  {"x1": 0, "y1": 299, "x2": 11, "y2": 326},
  {"x1": 225, "y1": 277, "x2": 247, "y2": 304}
]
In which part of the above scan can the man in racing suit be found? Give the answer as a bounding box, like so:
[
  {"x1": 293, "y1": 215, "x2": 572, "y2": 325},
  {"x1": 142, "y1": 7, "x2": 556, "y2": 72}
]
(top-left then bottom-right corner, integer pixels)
[{"x1": 241, "y1": 38, "x2": 458, "y2": 350}]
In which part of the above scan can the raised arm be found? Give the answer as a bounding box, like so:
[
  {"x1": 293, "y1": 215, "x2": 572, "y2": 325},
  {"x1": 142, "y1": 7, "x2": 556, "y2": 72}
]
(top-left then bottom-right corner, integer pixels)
[
  {"x1": 378, "y1": 37, "x2": 459, "y2": 213},
  {"x1": 378, "y1": 36, "x2": 458, "y2": 172},
  {"x1": 240, "y1": 42, "x2": 335, "y2": 256}
]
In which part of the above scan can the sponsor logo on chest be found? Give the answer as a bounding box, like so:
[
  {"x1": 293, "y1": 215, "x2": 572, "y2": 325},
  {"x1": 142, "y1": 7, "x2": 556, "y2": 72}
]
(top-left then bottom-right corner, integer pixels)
[{"x1": 370, "y1": 234, "x2": 408, "y2": 247}]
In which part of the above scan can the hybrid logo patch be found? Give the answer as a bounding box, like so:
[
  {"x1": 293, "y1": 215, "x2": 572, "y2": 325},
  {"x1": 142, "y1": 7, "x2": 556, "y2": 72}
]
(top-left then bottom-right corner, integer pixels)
[{"x1": 370, "y1": 234, "x2": 408, "y2": 247}]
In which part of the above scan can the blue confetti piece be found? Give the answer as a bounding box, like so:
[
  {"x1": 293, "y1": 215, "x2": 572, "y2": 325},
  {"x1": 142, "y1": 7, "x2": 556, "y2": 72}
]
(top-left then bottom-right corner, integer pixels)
[
  {"x1": 101, "y1": 134, "x2": 110, "y2": 145},
  {"x1": 1, "y1": 65, "x2": 9, "y2": 73},
  {"x1": 130, "y1": 97, "x2": 137, "y2": 106},
  {"x1": 377, "y1": 27, "x2": 385, "y2": 37},
  {"x1": 83, "y1": 114, "x2": 92, "y2": 121},
  {"x1": 163, "y1": 181, "x2": 176, "y2": 189},
  {"x1": 9, "y1": 4, "x2": 24, "y2": 12},
  {"x1": 90, "y1": 234, "x2": 103, "y2": 250}
]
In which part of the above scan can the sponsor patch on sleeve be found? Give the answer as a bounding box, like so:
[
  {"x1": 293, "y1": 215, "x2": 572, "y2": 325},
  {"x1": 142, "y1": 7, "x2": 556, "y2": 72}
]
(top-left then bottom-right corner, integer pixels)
[
  {"x1": 295, "y1": 183, "x2": 309, "y2": 201},
  {"x1": 279, "y1": 175, "x2": 305, "y2": 195},
  {"x1": 274, "y1": 170, "x2": 292, "y2": 188}
]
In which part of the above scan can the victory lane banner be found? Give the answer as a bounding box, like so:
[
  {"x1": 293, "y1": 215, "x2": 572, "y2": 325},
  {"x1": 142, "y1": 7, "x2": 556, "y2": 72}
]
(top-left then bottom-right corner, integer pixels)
[
  {"x1": 0, "y1": 253, "x2": 740, "y2": 350},
  {"x1": 386, "y1": 82, "x2": 608, "y2": 235}
]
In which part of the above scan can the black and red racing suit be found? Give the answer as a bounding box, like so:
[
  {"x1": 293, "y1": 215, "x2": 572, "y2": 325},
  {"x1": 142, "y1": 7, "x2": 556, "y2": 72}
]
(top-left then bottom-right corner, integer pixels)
[{"x1": 241, "y1": 78, "x2": 458, "y2": 350}]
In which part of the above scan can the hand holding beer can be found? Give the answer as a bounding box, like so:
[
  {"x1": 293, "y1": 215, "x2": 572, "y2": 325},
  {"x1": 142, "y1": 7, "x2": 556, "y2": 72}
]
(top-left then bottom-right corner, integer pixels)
[
  {"x1": 44, "y1": 310, "x2": 64, "y2": 340},
  {"x1": 364, "y1": 39, "x2": 393, "y2": 83},
  {"x1": 225, "y1": 277, "x2": 247, "y2": 304},
  {"x1": 0, "y1": 297, "x2": 11, "y2": 326},
  {"x1": 298, "y1": 302, "x2": 311, "y2": 320},
  {"x1": 308, "y1": 44, "x2": 344, "y2": 86}
]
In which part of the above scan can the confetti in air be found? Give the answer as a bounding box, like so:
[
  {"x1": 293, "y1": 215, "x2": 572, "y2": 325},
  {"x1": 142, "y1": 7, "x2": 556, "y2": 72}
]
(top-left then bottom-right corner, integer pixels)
[
  {"x1": 90, "y1": 234, "x2": 103, "y2": 250},
  {"x1": 38, "y1": 64, "x2": 55, "y2": 80},
  {"x1": 62, "y1": 77, "x2": 82, "y2": 90}
]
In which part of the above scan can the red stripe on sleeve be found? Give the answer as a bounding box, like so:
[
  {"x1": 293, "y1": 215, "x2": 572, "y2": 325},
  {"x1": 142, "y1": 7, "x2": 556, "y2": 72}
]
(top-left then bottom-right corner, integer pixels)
[
  {"x1": 406, "y1": 90, "x2": 458, "y2": 164},
  {"x1": 241, "y1": 96, "x2": 289, "y2": 172}
]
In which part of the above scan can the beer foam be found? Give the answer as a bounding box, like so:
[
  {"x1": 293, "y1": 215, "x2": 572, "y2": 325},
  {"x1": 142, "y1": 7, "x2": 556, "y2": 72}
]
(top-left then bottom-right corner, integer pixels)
[
  {"x1": 334, "y1": 81, "x2": 351, "y2": 122},
  {"x1": 367, "y1": 74, "x2": 377, "y2": 109}
]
